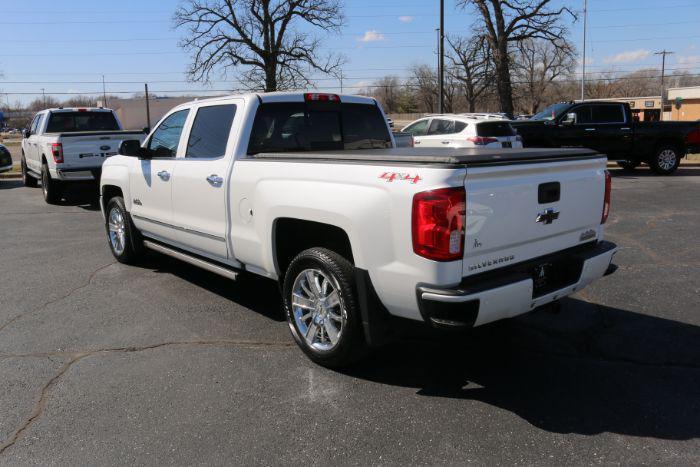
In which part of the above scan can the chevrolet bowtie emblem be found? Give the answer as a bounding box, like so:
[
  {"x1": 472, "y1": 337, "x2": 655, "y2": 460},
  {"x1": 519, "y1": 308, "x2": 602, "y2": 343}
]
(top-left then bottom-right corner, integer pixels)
[{"x1": 536, "y1": 208, "x2": 560, "y2": 225}]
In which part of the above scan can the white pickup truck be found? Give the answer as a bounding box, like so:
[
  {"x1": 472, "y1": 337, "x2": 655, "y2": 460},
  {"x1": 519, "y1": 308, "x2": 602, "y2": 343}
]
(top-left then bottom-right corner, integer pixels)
[
  {"x1": 21, "y1": 107, "x2": 146, "y2": 203},
  {"x1": 100, "y1": 92, "x2": 618, "y2": 368}
]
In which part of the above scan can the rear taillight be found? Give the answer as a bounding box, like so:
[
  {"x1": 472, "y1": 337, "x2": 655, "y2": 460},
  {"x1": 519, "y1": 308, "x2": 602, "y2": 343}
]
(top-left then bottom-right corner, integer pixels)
[
  {"x1": 467, "y1": 136, "x2": 499, "y2": 145},
  {"x1": 412, "y1": 187, "x2": 466, "y2": 261},
  {"x1": 51, "y1": 143, "x2": 64, "y2": 163},
  {"x1": 601, "y1": 170, "x2": 612, "y2": 224},
  {"x1": 685, "y1": 127, "x2": 700, "y2": 145}
]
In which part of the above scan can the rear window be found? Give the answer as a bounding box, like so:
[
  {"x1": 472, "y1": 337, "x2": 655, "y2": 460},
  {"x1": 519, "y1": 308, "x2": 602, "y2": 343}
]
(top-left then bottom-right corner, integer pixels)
[
  {"x1": 186, "y1": 104, "x2": 237, "y2": 158},
  {"x1": 46, "y1": 112, "x2": 120, "y2": 133},
  {"x1": 247, "y1": 102, "x2": 391, "y2": 154},
  {"x1": 592, "y1": 104, "x2": 625, "y2": 124},
  {"x1": 476, "y1": 122, "x2": 516, "y2": 137}
]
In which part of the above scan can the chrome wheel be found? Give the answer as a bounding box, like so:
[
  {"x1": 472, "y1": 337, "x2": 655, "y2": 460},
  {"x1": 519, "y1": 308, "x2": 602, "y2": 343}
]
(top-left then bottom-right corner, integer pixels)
[
  {"x1": 658, "y1": 149, "x2": 677, "y2": 171},
  {"x1": 108, "y1": 207, "x2": 127, "y2": 256},
  {"x1": 41, "y1": 168, "x2": 48, "y2": 197},
  {"x1": 291, "y1": 268, "x2": 346, "y2": 352}
]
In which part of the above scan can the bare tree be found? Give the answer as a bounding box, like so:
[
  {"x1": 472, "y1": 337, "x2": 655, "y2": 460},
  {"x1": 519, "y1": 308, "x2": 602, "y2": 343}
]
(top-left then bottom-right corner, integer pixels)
[
  {"x1": 513, "y1": 38, "x2": 575, "y2": 114},
  {"x1": 457, "y1": 0, "x2": 575, "y2": 115},
  {"x1": 448, "y1": 35, "x2": 492, "y2": 112},
  {"x1": 371, "y1": 76, "x2": 402, "y2": 113},
  {"x1": 174, "y1": 0, "x2": 345, "y2": 91}
]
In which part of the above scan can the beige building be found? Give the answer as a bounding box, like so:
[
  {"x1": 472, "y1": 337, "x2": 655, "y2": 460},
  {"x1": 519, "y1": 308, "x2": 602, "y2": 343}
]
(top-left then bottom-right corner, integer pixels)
[
  {"x1": 101, "y1": 96, "x2": 204, "y2": 130},
  {"x1": 666, "y1": 87, "x2": 700, "y2": 121}
]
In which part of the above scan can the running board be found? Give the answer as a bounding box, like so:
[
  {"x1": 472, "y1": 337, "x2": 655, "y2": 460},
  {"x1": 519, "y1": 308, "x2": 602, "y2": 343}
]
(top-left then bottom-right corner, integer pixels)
[{"x1": 143, "y1": 240, "x2": 238, "y2": 281}]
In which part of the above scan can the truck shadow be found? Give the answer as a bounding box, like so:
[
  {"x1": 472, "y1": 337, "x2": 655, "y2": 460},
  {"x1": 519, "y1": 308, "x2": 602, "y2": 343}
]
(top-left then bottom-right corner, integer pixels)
[
  {"x1": 609, "y1": 166, "x2": 700, "y2": 177},
  {"x1": 345, "y1": 298, "x2": 700, "y2": 440}
]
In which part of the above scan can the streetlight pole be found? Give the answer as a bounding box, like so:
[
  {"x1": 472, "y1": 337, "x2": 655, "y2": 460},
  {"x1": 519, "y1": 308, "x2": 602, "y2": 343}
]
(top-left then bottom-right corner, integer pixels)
[
  {"x1": 655, "y1": 50, "x2": 674, "y2": 121},
  {"x1": 581, "y1": 0, "x2": 587, "y2": 101},
  {"x1": 439, "y1": 0, "x2": 445, "y2": 113}
]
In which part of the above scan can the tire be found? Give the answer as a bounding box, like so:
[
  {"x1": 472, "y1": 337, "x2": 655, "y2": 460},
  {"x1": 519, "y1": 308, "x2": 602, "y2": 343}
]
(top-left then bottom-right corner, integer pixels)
[
  {"x1": 282, "y1": 247, "x2": 368, "y2": 368},
  {"x1": 649, "y1": 146, "x2": 681, "y2": 175},
  {"x1": 41, "y1": 163, "x2": 62, "y2": 204},
  {"x1": 616, "y1": 160, "x2": 640, "y2": 171},
  {"x1": 21, "y1": 156, "x2": 38, "y2": 187},
  {"x1": 105, "y1": 196, "x2": 144, "y2": 264}
]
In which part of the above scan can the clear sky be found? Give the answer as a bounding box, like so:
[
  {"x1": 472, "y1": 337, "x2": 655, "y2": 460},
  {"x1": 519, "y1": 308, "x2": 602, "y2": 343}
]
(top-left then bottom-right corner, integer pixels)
[{"x1": 1, "y1": 0, "x2": 700, "y2": 105}]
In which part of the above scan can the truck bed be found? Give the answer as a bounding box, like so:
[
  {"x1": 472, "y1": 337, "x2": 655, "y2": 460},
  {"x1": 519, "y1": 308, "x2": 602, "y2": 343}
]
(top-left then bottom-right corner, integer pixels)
[{"x1": 252, "y1": 147, "x2": 601, "y2": 166}]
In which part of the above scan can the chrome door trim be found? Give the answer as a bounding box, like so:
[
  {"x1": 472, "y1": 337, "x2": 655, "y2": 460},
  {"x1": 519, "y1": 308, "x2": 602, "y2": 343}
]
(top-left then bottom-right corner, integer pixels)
[{"x1": 132, "y1": 214, "x2": 226, "y2": 242}]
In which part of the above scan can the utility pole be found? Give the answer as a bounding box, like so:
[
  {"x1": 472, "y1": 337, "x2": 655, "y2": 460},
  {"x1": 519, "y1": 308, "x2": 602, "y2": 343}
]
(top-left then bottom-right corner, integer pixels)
[
  {"x1": 102, "y1": 75, "x2": 108, "y2": 107},
  {"x1": 144, "y1": 83, "x2": 151, "y2": 132},
  {"x1": 580, "y1": 0, "x2": 587, "y2": 101},
  {"x1": 339, "y1": 70, "x2": 344, "y2": 94},
  {"x1": 655, "y1": 50, "x2": 674, "y2": 121},
  {"x1": 41, "y1": 88, "x2": 46, "y2": 107},
  {"x1": 438, "y1": 0, "x2": 445, "y2": 113}
]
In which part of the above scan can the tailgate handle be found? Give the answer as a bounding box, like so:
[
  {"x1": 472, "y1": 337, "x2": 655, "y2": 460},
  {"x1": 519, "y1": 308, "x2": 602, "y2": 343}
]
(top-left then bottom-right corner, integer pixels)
[{"x1": 538, "y1": 182, "x2": 560, "y2": 204}]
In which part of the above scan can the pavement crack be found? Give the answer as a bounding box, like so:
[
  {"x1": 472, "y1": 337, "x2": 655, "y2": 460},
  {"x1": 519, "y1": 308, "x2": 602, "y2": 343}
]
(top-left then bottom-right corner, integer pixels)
[
  {"x1": 0, "y1": 353, "x2": 89, "y2": 456},
  {"x1": 0, "y1": 338, "x2": 292, "y2": 455},
  {"x1": 0, "y1": 261, "x2": 116, "y2": 335}
]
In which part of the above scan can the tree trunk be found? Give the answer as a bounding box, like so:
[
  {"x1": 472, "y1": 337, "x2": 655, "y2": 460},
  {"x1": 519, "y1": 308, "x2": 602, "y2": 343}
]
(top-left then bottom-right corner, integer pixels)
[
  {"x1": 264, "y1": 59, "x2": 277, "y2": 92},
  {"x1": 493, "y1": 39, "x2": 514, "y2": 116}
]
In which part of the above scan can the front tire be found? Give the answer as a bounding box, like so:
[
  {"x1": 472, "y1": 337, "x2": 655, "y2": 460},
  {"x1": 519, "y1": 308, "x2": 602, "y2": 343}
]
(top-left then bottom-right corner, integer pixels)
[
  {"x1": 649, "y1": 146, "x2": 681, "y2": 175},
  {"x1": 282, "y1": 248, "x2": 368, "y2": 368},
  {"x1": 21, "y1": 156, "x2": 38, "y2": 187},
  {"x1": 105, "y1": 196, "x2": 144, "y2": 264},
  {"x1": 41, "y1": 163, "x2": 62, "y2": 203}
]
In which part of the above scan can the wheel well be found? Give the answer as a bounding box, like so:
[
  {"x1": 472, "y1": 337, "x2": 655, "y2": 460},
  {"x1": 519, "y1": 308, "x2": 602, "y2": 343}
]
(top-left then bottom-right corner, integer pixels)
[
  {"x1": 101, "y1": 185, "x2": 124, "y2": 212},
  {"x1": 273, "y1": 218, "x2": 354, "y2": 277},
  {"x1": 655, "y1": 139, "x2": 684, "y2": 153}
]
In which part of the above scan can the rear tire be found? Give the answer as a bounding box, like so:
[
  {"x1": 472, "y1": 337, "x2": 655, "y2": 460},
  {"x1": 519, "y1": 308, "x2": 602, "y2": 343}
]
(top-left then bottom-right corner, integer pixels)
[
  {"x1": 282, "y1": 247, "x2": 368, "y2": 368},
  {"x1": 616, "y1": 160, "x2": 640, "y2": 171},
  {"x1": 649, "y1": 146, "x2": 681, "y2": 175},
  {"x1": 21, "y1": 156, "x2": 38, "y2": 187},
  {"x1": 41, "y1": 163, "x2": 62, "y2": 204},
  {"x1": 105, "y1": 196, "x2": 144, "y2": 264}
]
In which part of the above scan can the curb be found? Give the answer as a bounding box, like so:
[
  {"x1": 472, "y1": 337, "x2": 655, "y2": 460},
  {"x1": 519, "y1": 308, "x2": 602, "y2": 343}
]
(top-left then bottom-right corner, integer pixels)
[{"x1": 0, "y1": 173, "x2": 22, "y2": 180}]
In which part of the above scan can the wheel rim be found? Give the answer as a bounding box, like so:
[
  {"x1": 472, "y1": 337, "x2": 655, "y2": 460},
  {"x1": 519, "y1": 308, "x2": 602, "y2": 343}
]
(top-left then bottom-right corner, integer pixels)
[
  {"x1": 291, "y1": 268, "x2": 346, "y2": 352},
  {"x1": 108, "y1": 206, "x2": 127, "y2": 256},
  {"x1": 41, "y1": 169, "x2": 48, "y2": 197},
  {"x1": 658, "y1": 149, "x2": 677, "y2": 171}
]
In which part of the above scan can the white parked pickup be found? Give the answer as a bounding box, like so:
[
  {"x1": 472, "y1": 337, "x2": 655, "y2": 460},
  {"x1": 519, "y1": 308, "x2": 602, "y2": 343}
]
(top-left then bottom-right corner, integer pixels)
[
  {"x1": 100, "y1": 92, "x2": 618, "y2": 368},
  {"x1": 21, "y1": 107, "x2": 146, "y2": 203}
]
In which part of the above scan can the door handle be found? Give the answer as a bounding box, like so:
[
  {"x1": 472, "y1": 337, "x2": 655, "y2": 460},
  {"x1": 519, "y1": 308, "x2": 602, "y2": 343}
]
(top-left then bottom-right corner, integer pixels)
[
  {"x1": 585, "y1": 128, "x2": 596, "y2": 131},
  {"x1": 157, "y1": 170, "x2": 170, "y2": 181},
  {"x1": 441, "y1": 141, "x2": 450, "y2": 144},
  {"x1": 206, "y1": 174, "x2": 223, "y2": 187},
  {"x1": 414, "y1": 140, "x2": 421, "y2": 144}
]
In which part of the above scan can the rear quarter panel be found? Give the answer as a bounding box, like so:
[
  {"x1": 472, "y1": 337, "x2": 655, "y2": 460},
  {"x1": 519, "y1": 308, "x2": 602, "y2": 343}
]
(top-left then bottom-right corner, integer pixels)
[{"x1": 229, "y1": 159, "x2": 466, "y2": 320}]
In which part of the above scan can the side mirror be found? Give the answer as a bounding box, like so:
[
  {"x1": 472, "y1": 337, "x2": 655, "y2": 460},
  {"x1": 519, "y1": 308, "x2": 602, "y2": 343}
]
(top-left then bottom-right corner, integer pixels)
[
  {"x1": 22, "y1": 129, "x2": 31, "y2": 139},
  {"x1": 142, "y1": 127, "x2": 150, "y2": 135},
  {"x1": 119, "y1": 140, "x2": 150, "y2": 159},
  {"x1": 561, "y1": 113, "x2": 577, "y2": 126}
]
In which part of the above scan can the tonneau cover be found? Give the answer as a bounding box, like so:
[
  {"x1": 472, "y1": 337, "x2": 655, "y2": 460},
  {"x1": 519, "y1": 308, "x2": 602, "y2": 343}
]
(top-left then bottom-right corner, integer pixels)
[{"x1": 252, "y1": 147, "x2": 601, "y2": 166}]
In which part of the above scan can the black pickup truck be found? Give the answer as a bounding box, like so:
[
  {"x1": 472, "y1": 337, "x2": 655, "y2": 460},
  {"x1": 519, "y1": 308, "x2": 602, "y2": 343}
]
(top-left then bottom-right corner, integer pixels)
[{"x1": 512, "y1": 101, "x2": 700, "y2": 174}]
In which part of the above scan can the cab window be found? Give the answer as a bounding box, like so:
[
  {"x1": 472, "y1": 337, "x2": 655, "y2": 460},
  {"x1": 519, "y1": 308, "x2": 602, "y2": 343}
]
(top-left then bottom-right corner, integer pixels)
[
  {"x1": 186, "y1": 104, "x2": 237, "y2": 158},
  {"x1": 428, "y1": 119, "x2": 456, "y2": 135},
  {"x1": 147, "y1": 109, "x2": 190, "y2": 157},
  {"x1": 592, "y1": 104, "x2": 625, "y2": 124},
  {"x1": 403, "y1": 119, "x2": 430, "y2": 136}
]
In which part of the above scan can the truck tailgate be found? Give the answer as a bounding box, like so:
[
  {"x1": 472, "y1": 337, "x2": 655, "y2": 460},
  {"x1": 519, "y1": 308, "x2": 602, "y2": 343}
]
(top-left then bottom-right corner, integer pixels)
[
  {"x1": 463, "y1": 157, "x2": 607, "y2": 277},
  {"x1": 58, "y1": 132, "x2": 144, "y2": 169}
]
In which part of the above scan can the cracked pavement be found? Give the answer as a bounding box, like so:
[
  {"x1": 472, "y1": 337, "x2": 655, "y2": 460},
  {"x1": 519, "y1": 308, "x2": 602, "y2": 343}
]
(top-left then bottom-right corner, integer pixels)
[{"x1": 0, "y1": 168, "x2": 699, "y2": 465}]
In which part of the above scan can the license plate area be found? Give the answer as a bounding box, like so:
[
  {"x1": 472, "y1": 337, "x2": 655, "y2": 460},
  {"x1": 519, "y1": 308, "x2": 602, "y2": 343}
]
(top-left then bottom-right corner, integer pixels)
[
  {"x1": 502, "y1": 142, "x2": 512, "y2": 148},
  {"x1": 529, "y1": 256, "x2": 583, "y2": 297}
]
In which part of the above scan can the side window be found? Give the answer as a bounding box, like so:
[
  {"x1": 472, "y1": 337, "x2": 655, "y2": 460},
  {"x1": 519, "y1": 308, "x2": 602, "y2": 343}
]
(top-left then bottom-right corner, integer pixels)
[
  {"x1": 404, "y1": 119, "x2": 430, "y2": 136},
  {"x1": 428, "y1": 119, "x2": 455, "y2": 135},
  {"x1": 30, "y1": 115, "x2": 40, "y2": 134},
  {"x1": 147, "y1": 109, "x2": 190, "y2": 157},
  {"x1": 572, "y1": 106, "x2": 593, "y2": 125},
  {"x1": 186, "y1": 104, "x2": 237, "y2": 158},
  {"x1": 454, "y1": 121, "x2": 467, "y2": 133},
  {"x1": 592, "y1": 105, "x2": 625, "y2": 124}
]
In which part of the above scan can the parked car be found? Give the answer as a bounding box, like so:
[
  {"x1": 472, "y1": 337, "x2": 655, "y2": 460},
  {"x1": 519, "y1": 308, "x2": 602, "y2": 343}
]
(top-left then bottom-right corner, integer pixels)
[
  {"x1": 100, "y1": 92, "x2": 617, "y2": 368},
  {"x1": 401, "y1": 114, "x2": 523, "y2": 149},
  {"x1": 0, "y1": 144, "x2": 12, "y2": 173},
  {"x1": 392, "y1": 131, "x2": 414, "y2": 148},
  {"x1": 512, "y1": 101, "x2": 700, "y2": 174},
  {"x1": 21, "y1": 107, "x2": 146, "y2": 203}
]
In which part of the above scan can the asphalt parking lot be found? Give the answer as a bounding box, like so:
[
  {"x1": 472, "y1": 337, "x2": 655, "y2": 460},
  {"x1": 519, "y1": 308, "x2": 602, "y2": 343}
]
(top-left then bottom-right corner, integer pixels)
[{"x1": 0, "y1": 168, "x2": 699, "y2": 465}]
